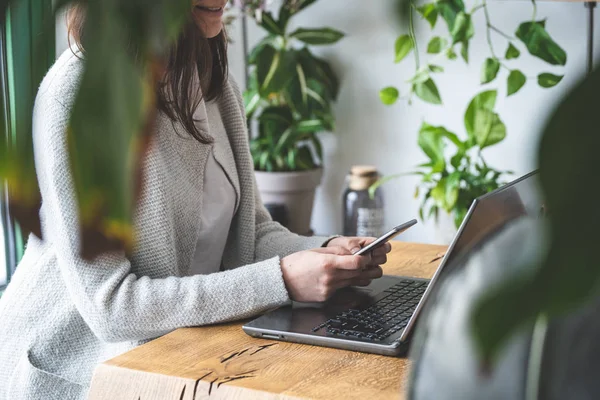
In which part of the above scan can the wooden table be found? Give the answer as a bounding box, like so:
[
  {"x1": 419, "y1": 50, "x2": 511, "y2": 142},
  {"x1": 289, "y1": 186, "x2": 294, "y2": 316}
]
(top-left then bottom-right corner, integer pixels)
[{"x1": 88, "y1": 242, "x2": 446, "y2": 400}]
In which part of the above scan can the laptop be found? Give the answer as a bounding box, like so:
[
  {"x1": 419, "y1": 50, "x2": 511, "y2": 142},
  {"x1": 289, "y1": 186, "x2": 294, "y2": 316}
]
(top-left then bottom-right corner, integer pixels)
[{"x1": 243, "y1": 171, "x2": 543, "y2": 356}]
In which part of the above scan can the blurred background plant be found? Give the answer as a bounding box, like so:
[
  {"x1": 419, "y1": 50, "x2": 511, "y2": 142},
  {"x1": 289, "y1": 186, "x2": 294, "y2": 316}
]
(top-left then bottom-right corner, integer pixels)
[
  {"x1": 239, "y1": 0, "x2": 344, "y2": 172},
  {"x1": 0, "y1": 0, "x2": 194, "y2": 260},
  {"x1": 374, "y1": 0, "x2": 567, "y2": 229}
]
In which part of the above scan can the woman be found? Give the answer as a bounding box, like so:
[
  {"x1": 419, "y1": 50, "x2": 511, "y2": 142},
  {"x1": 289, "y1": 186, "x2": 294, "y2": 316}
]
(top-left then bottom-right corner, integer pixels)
[{"x1": 0, "y1": 2, "x2": 390, "y2": 399}]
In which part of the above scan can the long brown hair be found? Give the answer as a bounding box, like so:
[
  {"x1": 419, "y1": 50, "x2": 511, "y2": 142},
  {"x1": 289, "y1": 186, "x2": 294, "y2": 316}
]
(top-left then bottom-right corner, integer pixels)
[{"x1": 67, "y1": 5, "x2": 228, "y2": 144}]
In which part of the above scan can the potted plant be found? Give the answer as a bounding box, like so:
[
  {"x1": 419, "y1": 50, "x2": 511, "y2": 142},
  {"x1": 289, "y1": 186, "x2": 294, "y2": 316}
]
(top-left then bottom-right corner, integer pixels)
[
  {"x1": 238, "y1": 0, "x2": 344, "y2": 235},
  {"x1": 374, "y1": 0, "x2": 567, "y2": 236}
]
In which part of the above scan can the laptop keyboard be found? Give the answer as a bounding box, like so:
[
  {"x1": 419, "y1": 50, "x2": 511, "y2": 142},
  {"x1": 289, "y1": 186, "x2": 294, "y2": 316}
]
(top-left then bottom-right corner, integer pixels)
[{"x1": 311, "y1": 279, "x2": 428, "y2": 342}]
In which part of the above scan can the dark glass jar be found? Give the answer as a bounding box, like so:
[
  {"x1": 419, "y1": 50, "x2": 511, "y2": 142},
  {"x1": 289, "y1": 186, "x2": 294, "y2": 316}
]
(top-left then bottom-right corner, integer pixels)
[{"x1": 343, "y1": 165, "x2": 384, "y2": 237}]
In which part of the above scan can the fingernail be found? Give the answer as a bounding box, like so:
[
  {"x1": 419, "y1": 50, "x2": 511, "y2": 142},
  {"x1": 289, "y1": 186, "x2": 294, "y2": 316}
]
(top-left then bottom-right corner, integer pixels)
[{"x1": 351, "y1": 247, "x2": 361, "y2": 254}]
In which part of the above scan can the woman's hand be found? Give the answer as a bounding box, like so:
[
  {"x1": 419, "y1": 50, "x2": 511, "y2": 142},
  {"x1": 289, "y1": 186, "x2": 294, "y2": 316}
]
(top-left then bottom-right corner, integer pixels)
[
  {"x1": 280, "y1": 247, "x2": 383, "y2": 303},
  {"x1": 326, "y1": 236, "x2": 392, "y2": 267}
]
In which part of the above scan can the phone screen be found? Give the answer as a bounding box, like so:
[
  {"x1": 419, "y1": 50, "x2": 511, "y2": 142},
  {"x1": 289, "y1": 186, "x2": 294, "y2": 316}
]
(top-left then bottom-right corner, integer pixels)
[{"x1": 353, "y1": 219, "x2": 417, "y2": 256}]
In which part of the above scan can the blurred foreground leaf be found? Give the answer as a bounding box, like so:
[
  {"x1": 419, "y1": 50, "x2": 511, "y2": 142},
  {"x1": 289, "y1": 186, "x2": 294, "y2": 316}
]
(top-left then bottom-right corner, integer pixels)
[
  {"x1": 67, "y1": 0, "x2": 154, "y2": 258},
  {"x1": 471, "y1": 67, "x2": 600, "y2": 365}
]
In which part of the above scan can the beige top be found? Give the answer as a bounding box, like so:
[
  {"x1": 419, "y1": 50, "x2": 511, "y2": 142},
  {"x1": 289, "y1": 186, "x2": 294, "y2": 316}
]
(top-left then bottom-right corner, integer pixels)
[{"x1": 190, "y1": 100, "x2": 240, "y2": 275}]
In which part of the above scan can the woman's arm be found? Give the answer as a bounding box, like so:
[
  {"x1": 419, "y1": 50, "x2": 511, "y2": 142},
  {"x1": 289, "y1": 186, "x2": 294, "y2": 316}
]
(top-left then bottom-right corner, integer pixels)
[{"x1": 34, "y1": 94, "x2": 291, "y2": 343}]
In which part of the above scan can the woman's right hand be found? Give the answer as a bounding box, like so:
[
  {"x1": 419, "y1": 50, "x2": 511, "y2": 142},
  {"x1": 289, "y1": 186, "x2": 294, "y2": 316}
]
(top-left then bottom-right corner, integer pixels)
[{"x1": 280, "y1": 247, "x2": 383, "y2": 302}]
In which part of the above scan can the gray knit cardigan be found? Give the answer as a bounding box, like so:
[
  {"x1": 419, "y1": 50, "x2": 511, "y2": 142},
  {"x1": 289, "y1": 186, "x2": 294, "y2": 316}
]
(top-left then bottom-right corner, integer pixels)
[{"x1": 0, "y1": 50, "x2": 329, "y2": 400}]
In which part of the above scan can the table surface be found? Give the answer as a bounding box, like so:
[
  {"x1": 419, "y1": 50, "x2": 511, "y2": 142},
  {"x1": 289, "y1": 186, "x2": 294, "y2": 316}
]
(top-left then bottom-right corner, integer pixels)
[{"x1": 88, "y1": 241, "x2": 447, "y2": 400}]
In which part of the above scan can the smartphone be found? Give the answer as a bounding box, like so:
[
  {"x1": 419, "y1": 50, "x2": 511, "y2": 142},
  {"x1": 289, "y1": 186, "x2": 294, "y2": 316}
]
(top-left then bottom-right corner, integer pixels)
[{"x1": 353, "y1": 219, "x2": 418, "y2": 256}]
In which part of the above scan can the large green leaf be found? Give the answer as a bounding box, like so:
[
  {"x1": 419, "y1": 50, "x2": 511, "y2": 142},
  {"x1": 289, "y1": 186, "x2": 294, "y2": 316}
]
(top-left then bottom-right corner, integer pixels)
[
  {"x1": 297, "y1": 49, "x2": 340, "y2": 100},
  {"x1": 380, "y1": 86, "x2": 400, "y2": 105},
  {"x1": 414, "y1": 78, "x2": 442, "y2": 105},
  {"x1": 464, "y1": 90, "x2": 497, "y2": 141},
  {"x1": 289, "y1": 28, "x2": 345, "y2": 45},
  {"x1": 67, "y1": 1, "x2": 148, "y2": 256},
  {"x1": 507, "y1": 69, "x2": 527, "y2": 96},
  {"x1": 257, "y1": 48, "x2": 297, "y2": 95},
  {"x1": 417, "y1": 3, "x2": 438, "y2": 28},
  {"x1": 516, "y1": 20, "x2": 567, "y2": 66},
  {"x1": 394, "y1": 34, "x2": 414, "y2": 63},
  {"x1": 418, "y1": 122, "x2": 452, "y2": 173},
  {"x1": 451, "y1": 12, "x2": 474, "y2": 44},
  {"x1": 436, "y1": 0, "x2": 466, "y2": 33},
  {"x1": 538, "y1": 73, "x2": 564, "y2": 88},
  {"x1": 481, "y1": 58, "x2": 500, "y2": 84},
  {"x1": 471, "y1": 64, "x2": 600, "y2": 366}
]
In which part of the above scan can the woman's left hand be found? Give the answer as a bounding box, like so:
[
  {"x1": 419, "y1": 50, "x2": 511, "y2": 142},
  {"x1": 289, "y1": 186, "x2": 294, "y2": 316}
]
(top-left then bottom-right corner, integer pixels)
[{"x1": 326, "y1": 236, "x2": 391, "y2": 267}]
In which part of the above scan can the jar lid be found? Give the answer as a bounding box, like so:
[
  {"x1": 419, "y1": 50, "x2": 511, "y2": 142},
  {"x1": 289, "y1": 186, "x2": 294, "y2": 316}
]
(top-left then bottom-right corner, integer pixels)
[
  {"x1": 349, "y1": 165, "x2": 379, "y2": 191},
  {"x1": 350, "y1": 165, "x2": 378, "y2": 177}
]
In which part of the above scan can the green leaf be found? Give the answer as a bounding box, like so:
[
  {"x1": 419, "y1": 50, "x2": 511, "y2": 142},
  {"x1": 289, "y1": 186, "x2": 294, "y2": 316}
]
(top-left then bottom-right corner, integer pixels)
[
  {"x1": 310, "y1": 136, "x2": 324, "y2": 163},
  {"x1": 414, "y1": 78, "x2": 442, "y2": 105},
  {"x1": 447, "y1": 47, "x2": 458, "y2": 60},
  {"x1": 297, "y1": 0, "x2": 318, "y2": 12},
  {"x1": 507, "y1": 70, "x2": 527, "y2": 96},
  {"x1": 418, "y1": 122, "x2": 451, "y2": 173},
  {"x1": 259, "y1": 50, "x2": 297, "y2": 95},
  {"x1": 427, "y1": 36, "x2": 447, "y2": 54},
  {"x1": 287, "y1": 148, "x2": 298, "y2": 170},
  {"x1": 380, "y1": 87, "x2": 400, "y2": 105},
  {"x1": 473, "y1": 108, "x2": 507, "y2": 149},
  {"x1": 274, "y1": 128, "x2": 295, "y2": 154},
  {"x1": 538, "y1": 73, "x2": 564, "y2": 88},
  {"x1": 516, "y1": 20, "x2": 567, "y2": 66},
  {"x1": 278, "y1": 2, "x2": 292, "y2": 32},
  {"x1": 243, "y1": 90, "x2": 261, "y2": 117},
  {"x1": 481, "y1": 58, "x2": 501, "y2": 84},
  {"x1": 465, "y1": 90, "x2": 497, "y2": 140},
  {"x1": 296, "y1": 119, "x2": 327, "y2": 133},
  {"x1": 248, "y1": 35, "x2": 282, "y2": 64},
  {"x1": 461, "y1": 41, "x2": 469, "y2": 63},
  {"x1": 394, "y1": 34, "x2": 414, "y2": 63},
  {"x1": 289, "y1": 28, "x2": 345, "y2": 45},
  {"x1": 296, "y1": 145, "x2": 317, "y2": 170},
  {"x1": 296, "y1": 49, "x2": 340, "y2": 100},
  {"x1": 471, "y1": 64, "x2": 600, "y2": 365},
  {"x1": 451, "y1": 12, "x2": 474, "y2": 44},
  {"x1": 259, "y1": 11, "x2": 284, "y2": 36},
  {"x1": 437, "y1": 0, "x2": 466, "y2": 33},
  {"x1": 505, "y1": 43, "x2": 521, "y2": 59},
  {"x1": 417, "y1": 4, "x2": 438, "y2": 28},
  {"x1": 67, "y1": 3, "x2": 148, "y2": 254},
  {"x1": 429, "y1": 65, "x2": 444, "y2": 73}
]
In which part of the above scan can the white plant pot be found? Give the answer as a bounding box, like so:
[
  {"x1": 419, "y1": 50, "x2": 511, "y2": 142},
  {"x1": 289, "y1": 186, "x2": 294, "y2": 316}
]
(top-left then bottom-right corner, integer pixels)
[{"x1": 255, "y1": 168, "x2": 323, "y2": 236}]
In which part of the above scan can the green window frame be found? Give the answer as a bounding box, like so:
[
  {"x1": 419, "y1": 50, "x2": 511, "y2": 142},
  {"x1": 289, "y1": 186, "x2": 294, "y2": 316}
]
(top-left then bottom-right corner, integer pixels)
[{"x1": 1, "y1": 0, "x2": 55, "y2": 294}]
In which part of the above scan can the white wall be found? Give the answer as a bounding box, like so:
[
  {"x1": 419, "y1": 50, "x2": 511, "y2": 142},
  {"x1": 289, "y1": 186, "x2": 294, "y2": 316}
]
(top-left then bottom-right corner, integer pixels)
[
  {"x1": 56, "y1": 4, "x2": 598, "y2": 244},
  {"x1": 229, "y1": 1, "x2": 599, "y2": 244}
]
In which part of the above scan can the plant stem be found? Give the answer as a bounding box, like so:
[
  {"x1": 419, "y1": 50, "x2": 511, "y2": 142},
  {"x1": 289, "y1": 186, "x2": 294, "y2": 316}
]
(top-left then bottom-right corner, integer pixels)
[
  {"x1": 531, "y1": 0, "x2": 538, "y2": 22},
  {"x1": 483, "y1": 0, "x2": 497, "y2": 59},
  {"x1": 489, "y1": 24, "x2": 516, "y2": 41},
  {"x1": 409, "y1": 2, "x2": 420, "y2": 69}
]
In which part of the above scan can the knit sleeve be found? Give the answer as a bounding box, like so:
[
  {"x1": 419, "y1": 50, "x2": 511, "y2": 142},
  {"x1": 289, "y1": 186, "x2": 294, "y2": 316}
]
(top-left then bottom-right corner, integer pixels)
[{"x1": 32, "y1": 89, "x2": 291, "y2": 343}]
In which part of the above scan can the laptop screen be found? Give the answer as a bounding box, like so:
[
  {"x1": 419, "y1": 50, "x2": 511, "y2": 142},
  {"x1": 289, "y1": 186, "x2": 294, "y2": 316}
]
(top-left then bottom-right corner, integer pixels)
[
  {"x1": 441, "y1": 170, "x2": 543, "y2": 277},
  {"x1": 401, "y1": 171, "x2": 543, "y2": 340}
]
